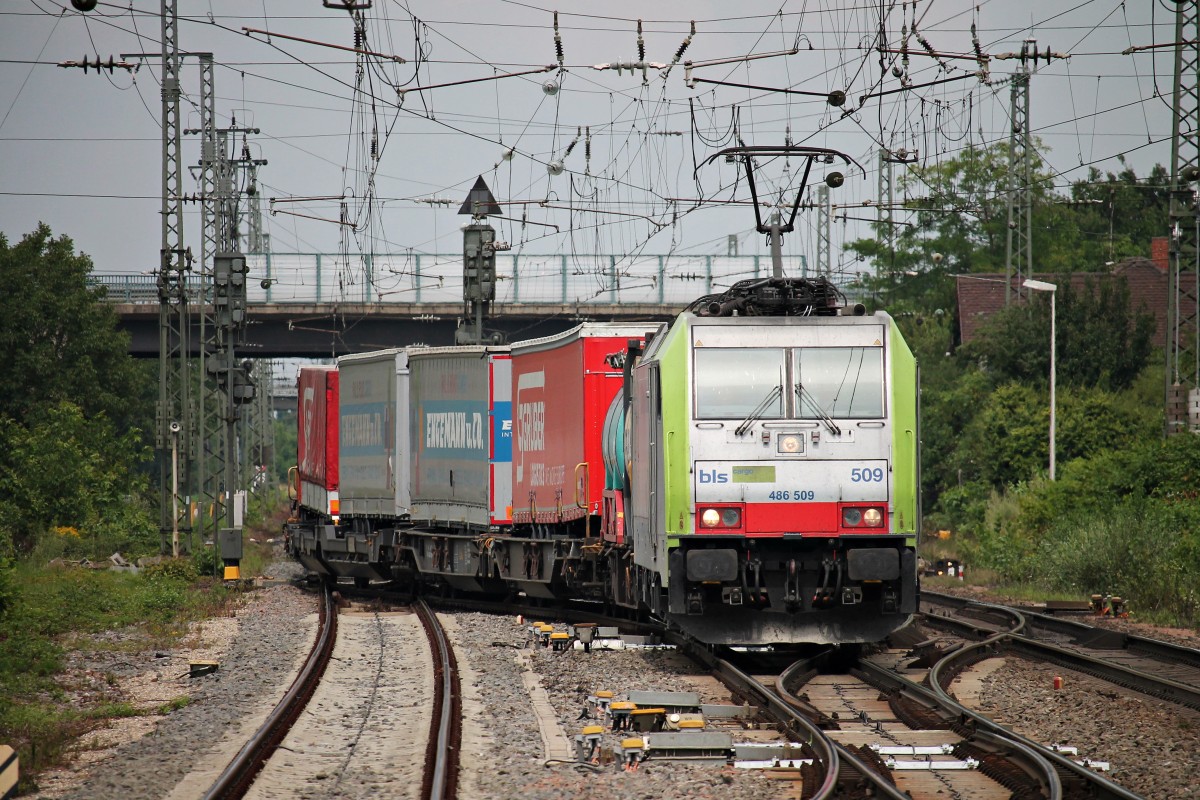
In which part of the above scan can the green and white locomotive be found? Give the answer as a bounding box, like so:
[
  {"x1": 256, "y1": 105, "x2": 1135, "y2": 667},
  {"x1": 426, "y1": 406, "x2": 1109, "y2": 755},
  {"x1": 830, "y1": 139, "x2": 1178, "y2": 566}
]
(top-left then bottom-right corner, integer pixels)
[{"x1": 603, "y1": 277, "x2": 919, "y2": 644}]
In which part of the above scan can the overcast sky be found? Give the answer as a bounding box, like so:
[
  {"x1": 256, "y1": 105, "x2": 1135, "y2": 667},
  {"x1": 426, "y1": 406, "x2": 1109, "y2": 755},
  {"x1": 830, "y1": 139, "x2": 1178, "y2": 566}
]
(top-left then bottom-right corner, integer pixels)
[{"x1": 0, "y1": 1, "x2": 1183, "y2": 291}]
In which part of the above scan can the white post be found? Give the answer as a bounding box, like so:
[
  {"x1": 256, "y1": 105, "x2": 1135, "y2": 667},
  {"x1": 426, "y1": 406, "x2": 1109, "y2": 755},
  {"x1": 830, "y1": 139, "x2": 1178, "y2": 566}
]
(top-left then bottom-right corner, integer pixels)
[
  {"x1": 1023, "y1": 279, "x2": 1058, "y2": 480},
  {"x1": 170, "y1": 426, "x2": 180, "y2": 557},
  {"x1": 1049, "y1": 290, "x2": 1056, "y2": 480}
]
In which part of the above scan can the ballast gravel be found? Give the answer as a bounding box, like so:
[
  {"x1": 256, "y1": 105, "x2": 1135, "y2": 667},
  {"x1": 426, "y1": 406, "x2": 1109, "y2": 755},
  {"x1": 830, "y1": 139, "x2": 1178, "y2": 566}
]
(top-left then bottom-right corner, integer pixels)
[
  {"x1": 35, "y1": 562, "x2": 1200, "y2": 799},
  {"x1": 34, "y1": 558, "x2": 315, "y2": 800},
  {"x1": 443, "y1": 611, "x2": 779, "y2": 800},
  {"x1": 953, "y1": 655, "x2": 1200, "y2": 799}
]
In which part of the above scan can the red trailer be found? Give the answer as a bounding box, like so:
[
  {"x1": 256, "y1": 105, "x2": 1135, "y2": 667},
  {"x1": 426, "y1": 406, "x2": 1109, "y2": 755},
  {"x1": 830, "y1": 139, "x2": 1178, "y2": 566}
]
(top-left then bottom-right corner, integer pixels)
[
  {"x1": 296, "y1": 366, "x2": 339, "y2": 519},
  {"x1": 510, "y1": 323, "x2": 652, "y2": 527}
]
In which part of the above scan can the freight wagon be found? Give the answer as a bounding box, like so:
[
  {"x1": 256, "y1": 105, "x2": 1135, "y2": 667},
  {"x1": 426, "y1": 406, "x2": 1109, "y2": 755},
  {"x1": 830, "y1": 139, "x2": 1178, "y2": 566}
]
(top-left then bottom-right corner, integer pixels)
[{"x1": 286, "y1": 278, "x2": 919, "y2": 646}]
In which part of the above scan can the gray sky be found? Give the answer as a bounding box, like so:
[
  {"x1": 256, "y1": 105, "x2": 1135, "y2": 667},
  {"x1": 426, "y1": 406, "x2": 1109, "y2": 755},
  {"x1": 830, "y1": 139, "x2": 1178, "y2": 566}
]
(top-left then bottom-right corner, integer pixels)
[{"x1": 0, "y1": 0, "x2": 1181, "y2": 289}]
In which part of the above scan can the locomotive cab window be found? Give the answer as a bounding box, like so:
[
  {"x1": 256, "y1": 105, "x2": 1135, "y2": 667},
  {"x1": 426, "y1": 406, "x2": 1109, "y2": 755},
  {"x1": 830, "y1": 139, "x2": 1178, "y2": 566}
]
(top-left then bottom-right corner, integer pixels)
[
  {"x1": 694, "y1": 348, "x2": 786, "y2": 419},
  {"x1": 794, "y1": 347, "x2": 884, "y2": 419}
]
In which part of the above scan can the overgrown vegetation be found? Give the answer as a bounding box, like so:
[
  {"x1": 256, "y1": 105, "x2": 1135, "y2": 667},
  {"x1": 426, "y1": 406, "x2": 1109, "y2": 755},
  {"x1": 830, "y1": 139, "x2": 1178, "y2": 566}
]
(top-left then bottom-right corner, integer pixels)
[
  {"x1": 0, "y1": 561, "x2": 233, "y2": 789},
  {"x1": 0, "y1": 224, "x2": 296, "y2": 792},
  {"x1": 0, "y1": 492, "x2": 289, "y2": 793}
]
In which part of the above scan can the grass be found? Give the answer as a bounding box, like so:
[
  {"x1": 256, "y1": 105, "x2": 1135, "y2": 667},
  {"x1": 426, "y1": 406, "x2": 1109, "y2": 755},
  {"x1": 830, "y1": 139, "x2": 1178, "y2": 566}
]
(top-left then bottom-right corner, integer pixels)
[
  {"x1": 0, "y1": 492, "x2": 292, "y2": 794},
  {"x1": 156, "y1": 696, "x2": 191, "y2": 715}
]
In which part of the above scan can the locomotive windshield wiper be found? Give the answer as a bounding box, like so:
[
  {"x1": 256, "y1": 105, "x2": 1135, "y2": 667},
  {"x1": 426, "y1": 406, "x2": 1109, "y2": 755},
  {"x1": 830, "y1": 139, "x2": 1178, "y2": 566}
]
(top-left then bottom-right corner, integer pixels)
[
  {"x1": 794, "y1": 382, "x2": 841, "y2": 436},
  {"x1": 735, "y1": 383, "x2": 783, "y2": 436}
]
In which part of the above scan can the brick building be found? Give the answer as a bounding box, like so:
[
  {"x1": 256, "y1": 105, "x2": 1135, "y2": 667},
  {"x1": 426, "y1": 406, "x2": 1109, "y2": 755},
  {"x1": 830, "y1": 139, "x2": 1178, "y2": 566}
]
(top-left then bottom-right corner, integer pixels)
[{"x1": 954, "y1": 237, "x2": 1188, "y2": 349}]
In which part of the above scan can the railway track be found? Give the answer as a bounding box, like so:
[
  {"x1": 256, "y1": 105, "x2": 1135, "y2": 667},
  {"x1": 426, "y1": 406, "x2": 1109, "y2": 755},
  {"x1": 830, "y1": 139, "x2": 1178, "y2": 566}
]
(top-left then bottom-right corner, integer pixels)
[
  {"x1": 256, "y1": 583, "x2": 1158, "y2": 798},
  {"x1": 922, "y1": 591, "x2": 1200, "y2": 711},
  {"x1": 420, "y1": 592, "x2": 1092, "y2": 797},
  {"x1": 200, "y1": 587, "x2": 462, "y2": 800},
  {"x1": 201, "y1": 584, "x2": 338, "y2": 800},
  {"x1": 770, "y1": 646, "x2": 1066, "y2": 799},
  {"x1": 414, "y1": 597, "x2": 462, "y2": 800}
]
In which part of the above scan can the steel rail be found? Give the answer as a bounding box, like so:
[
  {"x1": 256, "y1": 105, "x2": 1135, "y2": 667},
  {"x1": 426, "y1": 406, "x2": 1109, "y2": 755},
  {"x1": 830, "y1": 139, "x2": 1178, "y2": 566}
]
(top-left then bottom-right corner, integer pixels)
[
  {"x1": 923, "y1": 640, "x2": 1145, "y2": 800},
  {"x1": 775, "y1": 655, "x2": 912, "y2": 800},
  {"x1": 1003, "y1": 634, "x2": 1200, "y2": 710},
  {"x1": 201, "y1": 584, "x2": 337, "y2": 800},
  {"x1": 669, "y1": 636, "x2": 840, "y2": 799},
  {"x1": 923, "y1": 592, "x2": 1200, "y2": 710},
  {"x1": 998, "y1": 599, "x2": 1200, "y2": 672},
  {"x1": 414, "y1": 597, "x2": 461, "y2": 800},
  {"x1": 670, "y1": 637, "x2": 911, "y2": 800},
  {"x1": 855, "y1": 658, "x2": 1066, "y2": 798},
  {"x1": 920, "y1": 590, "x2": 1028, "y2": 634},
  {"x1": 777, "y1": 647, "x2": 1059, "y2": 799}
]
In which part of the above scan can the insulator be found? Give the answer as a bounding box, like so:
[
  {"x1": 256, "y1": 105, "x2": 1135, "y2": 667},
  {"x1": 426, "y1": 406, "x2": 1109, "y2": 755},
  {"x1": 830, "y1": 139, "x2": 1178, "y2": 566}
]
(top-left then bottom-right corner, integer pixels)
[
  {"x1": 564, "y1": 127, "x2": 580, "y2": 157},
  {"x1": 674, "y1": 21, "x2": 695, "y2": 62},
  {"x1": 554, "y1": 10, "x2": 564, "y2": 67},
  {"x1": 637, "y1": 19, "x2": 645, "y2": 62}
]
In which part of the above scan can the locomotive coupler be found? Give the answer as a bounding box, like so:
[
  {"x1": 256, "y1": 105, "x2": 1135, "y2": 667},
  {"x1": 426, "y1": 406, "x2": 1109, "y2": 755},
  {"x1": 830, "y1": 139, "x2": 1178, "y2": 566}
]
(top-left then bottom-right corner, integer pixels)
[{"x1": 784, "y1": 558, "x2": 801, "y2": 612}]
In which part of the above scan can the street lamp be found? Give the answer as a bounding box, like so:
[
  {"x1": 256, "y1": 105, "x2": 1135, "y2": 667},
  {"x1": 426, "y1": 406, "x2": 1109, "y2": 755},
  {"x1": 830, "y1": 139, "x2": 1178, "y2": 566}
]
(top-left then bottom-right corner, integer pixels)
[{"x1": 1023, "y1": 279, "x2": 1057, "y2": 480}]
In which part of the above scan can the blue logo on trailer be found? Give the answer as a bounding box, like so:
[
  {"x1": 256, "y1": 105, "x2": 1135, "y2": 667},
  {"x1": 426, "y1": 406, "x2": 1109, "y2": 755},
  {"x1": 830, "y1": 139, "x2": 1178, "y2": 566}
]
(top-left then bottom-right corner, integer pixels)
[
  {"x1": 422, "y1": 400, "x2": 487, "y2": 459},
  {"x1": 492, "y1": 401, "x2": 512, "y2": 462},
  {"x1": 340, "y1": 401, "x2": 389, "y2": 456}
]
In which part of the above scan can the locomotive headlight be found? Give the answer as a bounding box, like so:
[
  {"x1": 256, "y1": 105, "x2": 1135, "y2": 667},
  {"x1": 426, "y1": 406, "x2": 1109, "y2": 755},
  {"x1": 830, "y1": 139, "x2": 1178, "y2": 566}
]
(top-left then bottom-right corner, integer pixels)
[
  {"x1": 863, "y1": 508, "x2": 883, "y2": 527},
  {"x1": 842, "y1": 508, "x2": 863, "y2": 527},
  {"x1": 777, "y1": 434, "x2": 803, "y2": 454},
  {"x1": 701, "y1": 508, "x2": 722, "y2": 528},
  {"x1": 721, "y1": 508, "x2": 741, "y2": 527}
]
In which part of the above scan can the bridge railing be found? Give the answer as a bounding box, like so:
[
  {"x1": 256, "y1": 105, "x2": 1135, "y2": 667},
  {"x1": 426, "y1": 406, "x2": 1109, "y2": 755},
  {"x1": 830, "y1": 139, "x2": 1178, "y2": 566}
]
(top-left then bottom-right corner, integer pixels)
[{"x1": 92, "y1": 253, "x2": 795, "y2": 307}]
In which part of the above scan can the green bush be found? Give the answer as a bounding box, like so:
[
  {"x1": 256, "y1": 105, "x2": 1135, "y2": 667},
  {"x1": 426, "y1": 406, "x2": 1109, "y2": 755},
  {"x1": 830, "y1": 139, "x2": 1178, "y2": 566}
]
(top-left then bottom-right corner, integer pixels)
[
  {"x1": 192, "y1": 544, "x2": 221, "y2": 579},
  {"x1": 141, "y1": 558, "x2": 199, "y2": 583},
  {"x1": 0, "y1": 529, "x2": 14, "y2": 619},
  {"x1": 1028, "y1": 501, "x2": 1200, "y2": 623}
]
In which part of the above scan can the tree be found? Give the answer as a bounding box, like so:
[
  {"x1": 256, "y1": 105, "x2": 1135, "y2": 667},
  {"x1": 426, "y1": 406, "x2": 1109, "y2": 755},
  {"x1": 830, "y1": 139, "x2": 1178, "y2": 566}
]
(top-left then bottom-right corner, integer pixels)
[
  {"x1": 848, "y1": 142, "x2": 1053, "y2": 286},
  {"x1": 847, "y1": 145, "x2": 1170, "y2": 313},
  {"x1": 946, "y1": 381, "x2": 1147, "y2": 493},
  {"x1": 0, "y1": 225, "x2": 155, "y2": 552},
  {"x1": 0, "y1": 403, "x2": 152, "y2": 552},
  {"x1": 1051, "y1": 160, "x2": 1171, "y2": 268},
  {"x1": 0, "y1": 224, "x2": 154, "y2": 432},
  {"x1": 961, "y1": 277, "x2": 1154, "y2": 391}
]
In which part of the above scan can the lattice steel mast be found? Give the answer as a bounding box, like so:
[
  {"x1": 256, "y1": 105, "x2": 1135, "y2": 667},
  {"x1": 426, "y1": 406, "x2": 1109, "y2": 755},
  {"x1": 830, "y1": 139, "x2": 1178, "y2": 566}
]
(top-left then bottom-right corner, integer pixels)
[
  {"x1": 1004, "y1": 40, "x2": 1034, "y2": 306},
  {"x1": 816, "y1": 184, "x2": 831, "y2": 279},
  {"x1": 156, "y1": 0, "x2": 191, "y2": 556},
  {"x1": 1166, "y1": 4, "x2": 1200, "y2": 435}
]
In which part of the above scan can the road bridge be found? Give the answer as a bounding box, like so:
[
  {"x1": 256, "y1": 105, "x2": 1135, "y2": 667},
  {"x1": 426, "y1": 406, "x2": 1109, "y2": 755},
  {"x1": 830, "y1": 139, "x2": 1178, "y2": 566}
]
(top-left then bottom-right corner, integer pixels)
[
  {"x1": 95, "y1": 252, "x2": 792, "y2": 357},
  {"x1": 108, "y1": 299, "x2": 679, "y2": 357}
]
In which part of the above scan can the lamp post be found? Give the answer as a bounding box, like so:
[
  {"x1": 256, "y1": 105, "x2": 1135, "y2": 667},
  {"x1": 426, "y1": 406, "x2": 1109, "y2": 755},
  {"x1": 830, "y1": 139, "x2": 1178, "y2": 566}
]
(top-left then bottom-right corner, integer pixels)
[{"x1": 1023, "y1": 279, "x2": 1057, "y2": 480}]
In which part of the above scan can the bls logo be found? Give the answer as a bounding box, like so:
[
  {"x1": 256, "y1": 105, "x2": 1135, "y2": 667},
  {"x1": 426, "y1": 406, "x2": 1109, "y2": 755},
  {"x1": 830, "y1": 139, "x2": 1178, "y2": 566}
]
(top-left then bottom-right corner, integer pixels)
[{"x1": 698, "y1": 469, "x2": 729, "y2": 484}]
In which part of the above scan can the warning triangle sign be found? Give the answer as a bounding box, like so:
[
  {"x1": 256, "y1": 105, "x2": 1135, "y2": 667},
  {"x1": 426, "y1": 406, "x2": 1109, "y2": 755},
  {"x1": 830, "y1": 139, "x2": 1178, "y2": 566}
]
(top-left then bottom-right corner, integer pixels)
[{"x1": 458, "y1": 176, "x2": 502, "y2": 216}]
